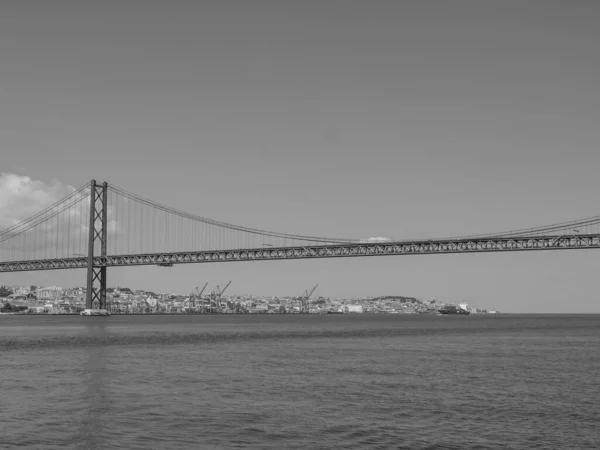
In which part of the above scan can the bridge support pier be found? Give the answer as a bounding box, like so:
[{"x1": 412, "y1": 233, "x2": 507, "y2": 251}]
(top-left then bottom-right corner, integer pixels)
[{"x1": 86, "y1": 180, "x2": 108, "y2": 310}]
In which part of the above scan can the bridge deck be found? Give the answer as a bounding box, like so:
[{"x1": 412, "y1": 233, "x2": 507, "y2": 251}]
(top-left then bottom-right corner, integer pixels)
[{"x1": 2, "y1": 234, "x2": 599, "y2": 272}]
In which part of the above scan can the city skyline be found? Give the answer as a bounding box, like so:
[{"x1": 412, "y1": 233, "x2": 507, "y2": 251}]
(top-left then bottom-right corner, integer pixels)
[{"x1": 2, "y1": 1, "x2": 600, "y2": 313}]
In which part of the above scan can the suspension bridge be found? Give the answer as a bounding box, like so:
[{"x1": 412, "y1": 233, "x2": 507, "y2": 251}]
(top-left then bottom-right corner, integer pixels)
[{"x1": 2, "y1": 180, "x2": 600, "y2": 309}]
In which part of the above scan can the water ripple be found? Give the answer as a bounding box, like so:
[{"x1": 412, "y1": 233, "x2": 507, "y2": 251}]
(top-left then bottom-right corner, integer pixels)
[{"x1": 1, "y1": 314, "x2": 599, "y2": 449}]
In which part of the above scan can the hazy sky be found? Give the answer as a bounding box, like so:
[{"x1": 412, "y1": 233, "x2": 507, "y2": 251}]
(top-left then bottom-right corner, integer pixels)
[{"x1": 1, "y1": 1, "x2": 600, "y2": 312}]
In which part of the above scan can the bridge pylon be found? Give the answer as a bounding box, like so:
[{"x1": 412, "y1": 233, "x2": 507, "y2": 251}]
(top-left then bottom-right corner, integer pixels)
[{"x1": 86, "y1": 180, "x2": 108, "y2": 310}]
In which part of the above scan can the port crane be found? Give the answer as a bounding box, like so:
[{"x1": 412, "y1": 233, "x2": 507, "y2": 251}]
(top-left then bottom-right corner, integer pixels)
[
  {"x1": 190, "y1": 282, "x2": 208, "y2": 312},
  {"x1": 300, "y1": 284, "x2": 318, "y2": 314},
  {"x1": 210, "y1": 281, "x2": 231, "y2": 314}
]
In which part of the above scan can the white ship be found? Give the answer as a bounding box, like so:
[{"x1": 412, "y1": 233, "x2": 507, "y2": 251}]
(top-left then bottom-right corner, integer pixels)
[{"x1": 80, "y1": 309, "x2": 110, "y2": 316}]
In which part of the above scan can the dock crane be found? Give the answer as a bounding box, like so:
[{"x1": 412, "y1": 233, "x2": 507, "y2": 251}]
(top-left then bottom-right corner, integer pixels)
[
  {"x1": 192, "y1": 282, "x2": 208, "y2": 311},
  {"x1": 210, "y1": 281, "x2": 231, "y2": 314},
  {"x1": 300, "y1": 284, "x2": 318, "y2": 314}
]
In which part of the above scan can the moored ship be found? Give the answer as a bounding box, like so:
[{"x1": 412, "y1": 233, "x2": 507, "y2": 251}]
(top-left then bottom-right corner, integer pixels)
[
  {"x1": 438, "y1": 305, "x2": 470, "y2": 315},
  {"x1": 81, "y1": 309, "x2": 110, "y2": 317}
]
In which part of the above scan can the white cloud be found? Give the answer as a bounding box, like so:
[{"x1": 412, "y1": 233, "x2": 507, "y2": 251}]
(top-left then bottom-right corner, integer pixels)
[
  {"x1": 359, "y1": 236, "x2": 391, "y2": 243},
  {"x1": 0, "y1": 173, "x2": 78, "y2": 229},
  {"x1": 107, "y1": 218, "x2": 120, "y2": 235}
]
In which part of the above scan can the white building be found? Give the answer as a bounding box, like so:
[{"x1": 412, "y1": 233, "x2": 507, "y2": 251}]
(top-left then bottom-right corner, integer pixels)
[{"x1": 37, "y1": 286, "x2": 64, "y2": 300}]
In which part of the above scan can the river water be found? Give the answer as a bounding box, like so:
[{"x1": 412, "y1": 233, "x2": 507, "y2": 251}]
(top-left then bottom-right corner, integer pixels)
[{"x1": 1, "y1": 314, "x2": 598, "y2": 449}]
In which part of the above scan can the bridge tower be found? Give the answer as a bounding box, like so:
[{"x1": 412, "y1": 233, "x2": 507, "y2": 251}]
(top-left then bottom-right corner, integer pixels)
[{"x1": 86, "y1": 180, "x2": 108, "y2": 310}]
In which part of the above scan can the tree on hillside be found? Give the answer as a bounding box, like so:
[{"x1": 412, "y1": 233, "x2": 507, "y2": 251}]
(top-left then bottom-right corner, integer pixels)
[
  {"x1": 0, "y1": 286, "x2": 13, "y2": 297},
  {"x1": 0, "y1": 302, "x2": 27, "y2": 313}
]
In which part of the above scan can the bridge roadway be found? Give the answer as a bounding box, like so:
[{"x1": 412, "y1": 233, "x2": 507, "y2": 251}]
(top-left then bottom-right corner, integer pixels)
[{"x1": 1, "y1": 233, "x2": 600, "y2": 273}]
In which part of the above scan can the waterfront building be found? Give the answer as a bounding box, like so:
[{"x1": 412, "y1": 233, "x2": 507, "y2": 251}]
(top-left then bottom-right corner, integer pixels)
[
  {"x1": 345, "y1": 305, "x2": 364, "y2": 313},
  {"x1": 36, "y1": 286, "x2": 64, "y2": 301}
]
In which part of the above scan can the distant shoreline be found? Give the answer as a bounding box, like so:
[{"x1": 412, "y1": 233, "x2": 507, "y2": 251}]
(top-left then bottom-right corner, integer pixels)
[{"x1": 3, "y1": 312, "x2": 600, "y2": 317}]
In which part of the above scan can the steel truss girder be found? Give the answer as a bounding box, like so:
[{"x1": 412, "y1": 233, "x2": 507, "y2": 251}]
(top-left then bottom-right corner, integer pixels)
[
  {"x1": 2, "y1": 234, "x2": 599, "y2": 273},
  {"x1": 97, "y1": 234, "x2": 600, "y2": 266},
  {"x1": 0, "y1": 257, "x2": 87, "y2": 272}
]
